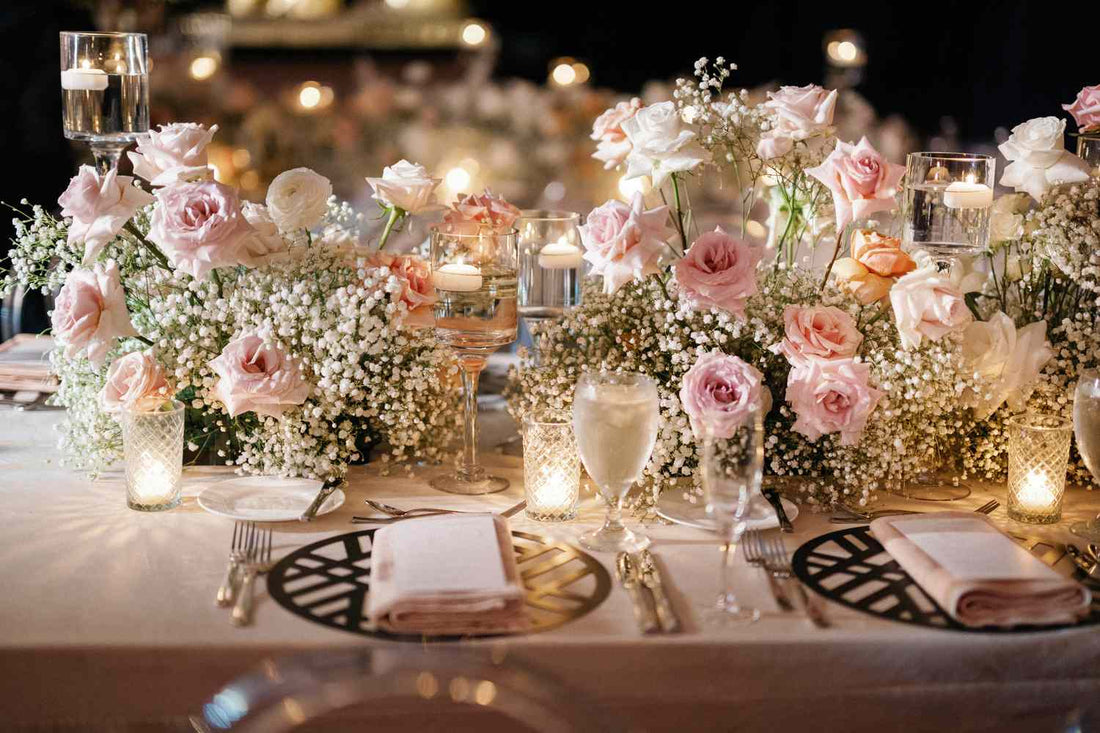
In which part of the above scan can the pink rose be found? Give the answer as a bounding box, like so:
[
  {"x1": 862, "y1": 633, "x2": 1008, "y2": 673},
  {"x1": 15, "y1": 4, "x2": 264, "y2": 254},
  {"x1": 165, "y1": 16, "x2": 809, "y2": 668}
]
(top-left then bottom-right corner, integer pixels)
[
  {"x1": 806, "y1": 137, "x2": 905, "y2": 234},
  {"x1": 440, "y1": 189, "x2": 522, "y2": 235},
  {"x1": 100, "y1": 350, "x2": 170, "y2": 412},
  {"x1": 58, "y1": 165, "x2": 154, "y2": 265},
  {"x1": 51, "y1": 261, "x2": 138, "y2": 365},
  {"x1": 591, "y1": 97, "x2": 643, "y2": 170},
  {"x1": 126, "y1": 122, "x2": 217, "y2": 186},
  {"x1": 786, "y1": 357, "x2": 881, "y2": 446},
  {"x1": 680, "y1": 350, "x2": 769, "y2": 440},
  {"x1": 777, "y1": 305, "x2": 862, "y2": 364},
  {"x1": 674, "y1": 227, "x2": 761, "y2": 317},
  {"x1": 579, "y1": 193, "x2": 674, "y2": 294},
  {"x1": 1064, "y1": 84, "x2": 1100, "y2": 132},
  {"x1": 210, "y1": 334, "x2": 312, "y2": 418},
  {"x1": 756, "y1": 84, "x2": 837, "y2": 159},
  {"x1": 368, "y1": 252, "x2": 437, "y2": 323},
  {"x1": 148, "y1": 181, "x2": 254, "y2": 279},
  {"x1": 889, "y1": 266, "x2": 974, "y2": 350}
]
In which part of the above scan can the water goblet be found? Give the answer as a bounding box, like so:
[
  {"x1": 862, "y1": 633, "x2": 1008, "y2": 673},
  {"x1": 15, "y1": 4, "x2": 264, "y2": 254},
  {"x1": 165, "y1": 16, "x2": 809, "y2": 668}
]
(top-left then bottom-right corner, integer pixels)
[
  {"x1": 429, "y1": 227, "x2": 518, "y2": 495},
  {"x1": 60, "y1": 31, "x2": 150, "y2": 174},
  {"x1": 572, "y1": 372, "x2": 659, "y2": 552},
  {"x1": 1070, "y1": 370, "x2": 1100, "y2": 540}
]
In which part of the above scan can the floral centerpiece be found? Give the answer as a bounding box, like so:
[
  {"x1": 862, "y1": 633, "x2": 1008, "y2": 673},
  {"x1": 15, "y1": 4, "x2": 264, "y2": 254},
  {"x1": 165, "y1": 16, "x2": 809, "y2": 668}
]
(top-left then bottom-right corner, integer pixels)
[
  {"x1": 507, "y1": 61, "x2": 1100, "y2": 508},
  {"x1": 3, "y1": 123, "x2": 473, "y2": 479}
]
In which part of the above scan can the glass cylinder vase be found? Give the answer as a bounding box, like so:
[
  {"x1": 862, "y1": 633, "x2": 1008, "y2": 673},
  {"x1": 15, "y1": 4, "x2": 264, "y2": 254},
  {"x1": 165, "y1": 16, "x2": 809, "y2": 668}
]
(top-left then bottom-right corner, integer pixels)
[
  {"x1": 522, "y1": 417, "x2": 580, "y2": 522},
  {"x1": 1075, "y1": 132, "x2": 1100, "y2": 174},
  {"x1": 1006, "y1": 413, "x2": 1072, "y2": 524},
  {"x1": 122, "y1": 400, "x2": 185, "y2": 512}
]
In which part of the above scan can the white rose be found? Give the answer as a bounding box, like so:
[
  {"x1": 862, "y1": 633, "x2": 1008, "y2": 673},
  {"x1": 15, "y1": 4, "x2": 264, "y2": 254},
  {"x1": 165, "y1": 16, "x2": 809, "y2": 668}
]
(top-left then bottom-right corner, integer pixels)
[
  {"x1": 365, "y1": 160, "x2": 441, "y2": 214},
  {"x1": 756, "y1": 84, "x2": 837, "y2": 160},
  {"x1": 238, "y1": 203, "x2": 289, "y2": 266},
  {"x1": 1005, "y1": 255, "x2": 1023, "y2": 282},
  {"x1": 265, "y1": 167, "x2": 332, "y2": 231},
  {"x1": 889, "y1": 265, "x2": 973, "y2": 350},
  {"x1": 621, "y1": 101, "x2": 707, "y2": 187},
  {"x1": 127, "y1": 123, "x2": 217, "y2": 186},
  {"x1": 998, "y1": 117, "x2": 1090, "y2": 200},
  {"x1": 989, "y1": 193, "x2": 1029, "y2": 243},
  {"x1": 962, "y1": 312, "x2": 1053, "y2": 418}
]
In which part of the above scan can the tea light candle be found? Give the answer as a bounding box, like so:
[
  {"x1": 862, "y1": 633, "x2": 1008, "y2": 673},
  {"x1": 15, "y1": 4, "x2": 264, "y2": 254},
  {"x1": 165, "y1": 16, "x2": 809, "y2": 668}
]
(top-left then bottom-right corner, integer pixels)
[
  {"x1": 133, "y1": 456, "x2": 177, "y2": 505},
  {"x1": 1006, "y1": 413, "x2": 1071, "y2": 524},
  {"x1": 537, "y1": 239, "x2": 584, "y2": 270},
  {"x1": 1015, "y1": 468, "x2": 1056, "y2": 512},
  {"x1": 943, "y1": 180, "x2": 993, "y2": 209},
  {"x1": 61, "y1": 64, "x2": 108, "y2": 91},
  {"x1": 433, "y1": 263, "x2": 483, "y2": 292},
  {"x1": 523, "y1": 419, "x2": 580, "y2": 522}
]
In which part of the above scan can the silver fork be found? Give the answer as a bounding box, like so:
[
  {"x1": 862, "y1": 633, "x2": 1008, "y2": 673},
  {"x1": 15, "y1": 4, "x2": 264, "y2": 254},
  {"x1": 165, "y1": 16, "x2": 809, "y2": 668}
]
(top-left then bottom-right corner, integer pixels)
[
  {"x1": 215, "y1": 521, "x2": 247, "y2": 607},
  {"x1": 742, "y1": 530, "x2": 793, "y2": 611},
  {"x1": 231, "y1": 524, "x2": 273, "y2": 627},
  {"x1": 364, "y1": 499, "x2": 453, "y2": 517},
  {"x1": 831, "y1": 498, "x2": 1000, "y2": 524},
  {"x1": 762, "y1": 534, "x2": 829, "y2": 628},
  {"x1": 974, "y1": 499, "x2": 999, "y2": 515}
]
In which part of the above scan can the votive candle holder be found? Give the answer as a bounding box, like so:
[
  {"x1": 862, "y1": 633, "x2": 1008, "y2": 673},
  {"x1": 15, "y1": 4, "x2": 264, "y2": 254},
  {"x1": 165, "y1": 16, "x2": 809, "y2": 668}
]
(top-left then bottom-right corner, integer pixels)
[
  {"x1": 522, "y1": 417, "x2": 580, "y2": 522},
  {"x1": 122, "y1": 400, "x2": 185, "y2": 512},
  {"x1": 1006, "y1": 413, "x2": 1072, "y2": 524}
]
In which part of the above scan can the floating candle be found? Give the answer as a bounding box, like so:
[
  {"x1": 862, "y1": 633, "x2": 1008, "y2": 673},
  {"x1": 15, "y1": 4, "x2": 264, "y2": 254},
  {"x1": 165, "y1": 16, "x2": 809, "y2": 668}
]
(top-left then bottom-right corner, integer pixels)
[
  {"x1": 943, "y1": 180, "x2": 993, "y2": 209},
  {"x1": 433, "y1": 263, "x2": 483, "y2": 292},
  {"x1": 537, "y1": 239, "x2": 584, "y2": 270},
  {"x1": 61, "y1": 66, "x2": 108, "y2": 91}
]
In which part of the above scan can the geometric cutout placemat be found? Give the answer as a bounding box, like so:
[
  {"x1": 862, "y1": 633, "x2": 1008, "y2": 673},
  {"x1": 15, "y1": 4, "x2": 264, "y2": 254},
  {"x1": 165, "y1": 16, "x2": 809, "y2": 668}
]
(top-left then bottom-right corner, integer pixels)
[
  {"x1": 267, "y1": 529, "x2": 612, "y2": 642},
  {"x1": 791, "y1": 526, "x2": 1100, "y2": 633}
]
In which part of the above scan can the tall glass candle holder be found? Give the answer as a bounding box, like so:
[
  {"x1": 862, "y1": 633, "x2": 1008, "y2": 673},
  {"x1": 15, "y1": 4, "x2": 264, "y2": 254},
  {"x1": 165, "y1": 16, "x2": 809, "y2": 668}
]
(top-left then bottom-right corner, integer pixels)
[
  {"x1": 121, "y1": 400, "x2": 185, "y2": 512},
  {"x1": 902, "y1": 152, "x2": 995, "y2": 270},
  {"x1": 430, "y1": 227, "x2": 518, "y2": 495},
  {"x1": 517, "y1": 210, "x2": 583, "y2": 364},
  {"x1": 1075, "y1": 132, "x2": 1100, "y2": 174},
  {"x1": 1006, "y1": 413, "x2": 1072, "y2": 524},
  {"x1": 522, "y1": 417, "x2": 580, "y2": 522},
  {"x1": 60, "y1": 31, "x2": 150, "y2": 173}
]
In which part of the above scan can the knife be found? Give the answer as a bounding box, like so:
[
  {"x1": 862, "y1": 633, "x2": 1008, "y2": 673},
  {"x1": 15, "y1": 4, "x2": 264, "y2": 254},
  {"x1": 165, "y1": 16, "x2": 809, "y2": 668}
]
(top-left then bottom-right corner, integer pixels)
[
  {"x1": 762, "y1": 488, "x2": 794, "y2": 533},
  {"x1": 637, "y1": 550, "x2": 682, "y2": 633},
  {"x1": 1067, "y1": 544, "x2": 1100, "y2": 579},
  {"x1": 615, "y1": 552, "x2": 660, "y2": 634},
  {"x1": 299, "y1": 478, "x2": 341, "y2": 522}
]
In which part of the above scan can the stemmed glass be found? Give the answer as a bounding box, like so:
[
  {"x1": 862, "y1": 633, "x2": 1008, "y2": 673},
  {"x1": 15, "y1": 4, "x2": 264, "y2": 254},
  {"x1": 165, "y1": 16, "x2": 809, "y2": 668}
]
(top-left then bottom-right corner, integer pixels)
[
  {"x1": 1070, "y1": 370, "x2": 1100, "y2": 540},
  {"x1": 517, "y1": 210, "x2": 584, "y2": 364},
  {"x1": 60, "y1": 32, "x2": 150, "y2": 174},
  {"x1": 430, "y1": 227, "x2": 518, "y2": 495},
  {"x1": 572, "y1": 372, "x2": 659, "y2": 552},
  {"x1": 701, "y1": 409, "x2": 765, "y2": 624}
]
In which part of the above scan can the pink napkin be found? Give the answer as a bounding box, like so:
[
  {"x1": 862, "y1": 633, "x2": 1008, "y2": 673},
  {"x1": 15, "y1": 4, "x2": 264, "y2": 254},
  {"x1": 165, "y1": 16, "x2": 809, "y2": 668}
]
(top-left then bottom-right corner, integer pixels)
[
  {"x1": 366, "y1": 513, "x2": 528, "y2": 635},
  {"x1": 870, "y1": 512, "x2": 1091, "y2": 628}
]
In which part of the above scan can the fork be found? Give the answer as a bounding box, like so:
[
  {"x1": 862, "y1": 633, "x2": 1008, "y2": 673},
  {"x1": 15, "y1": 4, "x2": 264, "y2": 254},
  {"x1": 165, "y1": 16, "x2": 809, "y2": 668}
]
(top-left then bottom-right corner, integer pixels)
[
  {"x1": 761, "y1": 533, "x2": 829, "y2": 628},
  {"x1": 364, "y1": 499, "x2": 455, "y2": 517},
  {"x1": 231, "y1": 524, "x2": 273, "y2": 627},
  {"x1": 742, "y1": 530, "x2": 793, "y2": 611},
  {"x1": 831, "y1": 498, "x2": 1000, "y2": 524},
  {"x1": 215, "y1": 521, "x2": 247, "y2": 607}
]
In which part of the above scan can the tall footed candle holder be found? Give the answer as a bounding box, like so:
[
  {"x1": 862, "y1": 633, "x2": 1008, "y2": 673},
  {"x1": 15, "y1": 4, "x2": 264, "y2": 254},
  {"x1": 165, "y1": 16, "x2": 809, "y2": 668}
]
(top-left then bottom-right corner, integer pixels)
[
  {"x1": 121, "y1": 400, "x2": 185, "y2": 512},
  {"x1": 1006, "y1": 413, "x2": 1072, "y2": 525}
]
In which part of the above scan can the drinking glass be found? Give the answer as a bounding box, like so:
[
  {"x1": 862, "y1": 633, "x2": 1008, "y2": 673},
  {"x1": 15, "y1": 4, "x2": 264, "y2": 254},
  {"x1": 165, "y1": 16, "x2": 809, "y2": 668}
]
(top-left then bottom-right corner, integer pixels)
[
  {"x1": 430, "y1": 227, "x2": 518, "y2": 494},
  {"x1": 701, "y1": 410, "x2": 765, "y2": 623},
  {"x1": 1070, "y1": 371, "x2": 1100, "y2": 540},
  {"x1": 517, "y1": 210, "x2": 584, "y2": 364},
  {"x1": 572, "y1": 372, "x2": 659, "y2": 552},
  {"x1": 60, "y1": 32, "x2": 150, "y2": 174}
]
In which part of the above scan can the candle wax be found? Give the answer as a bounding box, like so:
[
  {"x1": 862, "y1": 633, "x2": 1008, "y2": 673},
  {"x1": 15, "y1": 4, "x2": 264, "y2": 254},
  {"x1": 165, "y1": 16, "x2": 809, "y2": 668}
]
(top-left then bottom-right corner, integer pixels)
[
  {"x1": 433, "y1": 263, "x2": 483, "y2": 292},
  {"x1": 537, "y1": 239, "x2": 584, "y2": 270},
  {"x1": 943, "y1": 181, "x2": 993, "y2": 209},
  {"x1": 61, "y1": 67, "x2": 108, "y2": 92}
]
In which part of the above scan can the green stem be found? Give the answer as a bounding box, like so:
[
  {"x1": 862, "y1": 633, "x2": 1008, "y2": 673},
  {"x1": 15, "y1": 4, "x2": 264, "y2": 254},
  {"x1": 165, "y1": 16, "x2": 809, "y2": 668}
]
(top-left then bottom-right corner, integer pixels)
[
  {"x1": 124, "y1": 221, "x2": 172, "y2": 270},
  {"x1": 133, "y1": 334, "x2": 153, "y2": 346},
  {"x1": 211, "y1": 268, "x2": 224, "y2": 299},
  {"x1": 670, "y1": 173, "x2": 689, "y2": 253},
  {"x1": 376, "y1": 206, "x2": 403, "y2": 251},
  {"x1": 820, "y1": 222, "x2": 849, "y2": 290}
]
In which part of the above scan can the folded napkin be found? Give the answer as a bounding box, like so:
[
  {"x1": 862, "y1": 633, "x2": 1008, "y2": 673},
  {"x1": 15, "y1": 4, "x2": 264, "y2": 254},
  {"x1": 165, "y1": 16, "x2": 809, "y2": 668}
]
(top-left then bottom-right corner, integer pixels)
[
  {"x1": 871, "y1": 512, "x2": 1091, "y2": 628},
  {"x1": 0, "y1": 335, "x2": 57, "y2": 393},
  {"x1": 367, "y1": 513, "x2": 528, "y2": 635}
]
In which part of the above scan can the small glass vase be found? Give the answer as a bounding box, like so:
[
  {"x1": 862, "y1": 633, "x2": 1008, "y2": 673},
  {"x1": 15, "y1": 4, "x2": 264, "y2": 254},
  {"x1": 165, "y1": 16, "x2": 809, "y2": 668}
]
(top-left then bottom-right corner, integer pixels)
[
  {"x1": 1075, "y1": 131, "x2": 1100, "y2": 173},
  {"x1": 1006, "y1": 413, "x2": 1072, "y2": 525},
  {"x1": 522, "y1": 417, "x2": 580, "y2": 522},
  {"x1": 121, "y1": 400, "x2": 185, "y2": 512}
]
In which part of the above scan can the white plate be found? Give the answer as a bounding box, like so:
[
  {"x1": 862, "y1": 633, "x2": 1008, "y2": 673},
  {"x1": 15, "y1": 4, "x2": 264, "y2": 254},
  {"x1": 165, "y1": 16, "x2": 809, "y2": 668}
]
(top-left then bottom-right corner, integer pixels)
[
  {"x1": 656, "y1": 489, "x2": 799, "y2": 531},
  {"x1": 197, "y1": 476, "x2": 344, "y2": 522}
]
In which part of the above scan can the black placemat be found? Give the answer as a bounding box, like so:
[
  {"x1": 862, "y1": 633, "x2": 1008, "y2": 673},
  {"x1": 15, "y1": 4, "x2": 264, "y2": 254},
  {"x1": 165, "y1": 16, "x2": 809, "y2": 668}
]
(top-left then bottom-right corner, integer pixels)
[
  {"x1": 790, "y1": 526, "x2": 1100, "y2": 633},
  {"x1": 267, "y1": 529, "x2": 611, "y2": 642}
]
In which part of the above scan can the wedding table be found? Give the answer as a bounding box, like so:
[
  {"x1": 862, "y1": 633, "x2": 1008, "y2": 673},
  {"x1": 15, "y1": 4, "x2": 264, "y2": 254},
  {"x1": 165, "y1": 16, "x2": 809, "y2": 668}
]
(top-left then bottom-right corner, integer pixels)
[{"x1": 3, "y1": 405, "x2": 1100, "y2": 732}]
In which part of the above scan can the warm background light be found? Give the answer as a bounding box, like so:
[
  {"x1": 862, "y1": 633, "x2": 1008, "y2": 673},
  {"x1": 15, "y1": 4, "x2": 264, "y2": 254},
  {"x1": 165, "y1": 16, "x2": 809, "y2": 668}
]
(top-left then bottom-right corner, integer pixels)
[
  {"x1": 461, "y1": 20, "x2": 488, "y2": 47},
  {"x1": 189, "y1": 55, "x2": 218, "y2": 81}
]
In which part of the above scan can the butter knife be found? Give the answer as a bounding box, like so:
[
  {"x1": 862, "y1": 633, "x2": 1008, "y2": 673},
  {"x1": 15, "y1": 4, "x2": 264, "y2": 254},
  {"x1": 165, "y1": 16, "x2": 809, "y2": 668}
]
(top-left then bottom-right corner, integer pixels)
[
  {"x1": 762, "y1": 488, "x2": 794, "y2": 533},
  {"x1": 299, "y1": 478, "x2": 341, "y2": 523},
  {"x1": 615, "y1": 552, "x2": 660, "y2": 634},
  {"x1": 637, "y1": 550, "x2": 682, "y2": 633}
]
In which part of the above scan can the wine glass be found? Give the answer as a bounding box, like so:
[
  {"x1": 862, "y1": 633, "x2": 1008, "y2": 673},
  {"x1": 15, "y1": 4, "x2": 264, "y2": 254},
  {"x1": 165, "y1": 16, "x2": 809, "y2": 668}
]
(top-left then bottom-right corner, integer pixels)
[
  {"x1": 701, "y1": 410, "x2": 765, "y2": 624},
  {"x1": 517, "y1": 210, "x2": 584, "y2": 364},
  {"x1": 430, "y1": 227, "x2": 518, "y2": 495},
  {"x1": 1070, "y1": 371, "x2": 1100, "y2": 540},
  {"x1": 572, "y1": 372, "x2": 659, "y2": 552},
  {"x1": 60, "y1": 32, "x2": 150, "y2": 174}
]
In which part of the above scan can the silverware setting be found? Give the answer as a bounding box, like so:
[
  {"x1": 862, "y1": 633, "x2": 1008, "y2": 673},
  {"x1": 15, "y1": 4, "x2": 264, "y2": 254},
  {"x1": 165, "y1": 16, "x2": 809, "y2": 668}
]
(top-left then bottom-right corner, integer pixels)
[
  {"x1": 1066, "y1": 544, "x2": 1100, "y2": 579},
  {"x1": 831, "y1": 498, "x2": 999, "y2": 524},
  {"x1": 758, "y1": 532, "x2": 828, "y2": 628},
  {"x1": 637, "y1": 549, "x2": 682, "y2": 633},
  {"x1": 231, "y1": 523, "x2": 274, "y2": 627},
  {"x1": 615, "y1": 551, "x2": 660, "y2": 634},
  {"x1": 215, "y1": 521, "x2": 247, "y2": 607},
  {"x1": 299, "y1": 478, "x2": 342, "y2": 522},
  {"x1": 743, "y1": 529, "x2": 793, "y2": 612},
  {"x1": 762, "y1": 488, "x2": 794, "y2": 533},
  {"x1": 351, "y1": 499, "x2": 527, "y2": 524}
]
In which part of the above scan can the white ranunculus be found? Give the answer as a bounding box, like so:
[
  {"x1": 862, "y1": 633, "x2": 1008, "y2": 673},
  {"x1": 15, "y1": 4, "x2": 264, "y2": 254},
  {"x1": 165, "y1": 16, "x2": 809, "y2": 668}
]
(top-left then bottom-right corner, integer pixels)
[
  {"x1": 989, "y1": 193, "x2": 1029, "y2": 243},
  {"x1": 621, "y1": 101, "x2": 707, "y2": 187},
  {"x1": 238, "y1": 203, "x2": 289, "y2": 266},
  {"x1": 998, "y1": 117, "x2": 1091, "y2": 200},
  {"x1": 265, "y1": 167, "x2": 333, "y2": 231},
  {"x1": 890, "y1": 265, "x2": 973, "y2": 350},
  {"x1": 961, "y1": 312, "x2": 1053, "y2": 418},
  {"x1": 127, "y1": 123, "x2": 218, "y2": 186},
  {"x1": 365, "y1": 160, "x2": 441, "y2": 215}
]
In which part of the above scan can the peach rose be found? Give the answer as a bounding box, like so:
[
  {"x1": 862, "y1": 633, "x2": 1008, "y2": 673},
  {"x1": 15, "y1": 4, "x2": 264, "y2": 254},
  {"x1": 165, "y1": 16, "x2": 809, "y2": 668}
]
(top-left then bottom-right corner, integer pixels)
[
  {"x1": 830, "y1": 258, "x2": 895, "y2": 305},
  {"x1": 440, "y1": 189, "x2": 521, "y2": 235},
  {"x1": 51, "y1": 261, "x2": 138, "y2": 365},
  {"x1": 777, "y1": 305, "x2": 862, "y2": 364},
  {"x1": 368, "y1": 252, "x2": 436, "y2": 326},
  {"x1": 786, "y1": 357, "x2": 881, "y2": 446},
  {"x1": 850, "y1": 229, "x2": 915, "y2": 277},
  {"x1": 100, "y1": 350, "x2": 171, "y2": 412},
  {"x1": 210, "y1": 334, "x2": 312, "y2": 418},
  {"x1": 591, "y1": 97, "x2": 643, "y2": 170}
]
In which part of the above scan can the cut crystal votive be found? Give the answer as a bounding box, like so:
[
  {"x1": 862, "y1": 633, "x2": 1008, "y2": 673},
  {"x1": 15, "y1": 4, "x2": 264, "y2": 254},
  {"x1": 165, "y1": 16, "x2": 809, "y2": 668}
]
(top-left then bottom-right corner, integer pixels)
[
  {"x1": 1006, "y1": 413, "x2": 1072, "y2": 524},
  {"x1": 121, "y1": 400, "x2": 185, "y2": 512},
  {"x1": 522, "y1": 417, "x2": 580, "y2": 522}
]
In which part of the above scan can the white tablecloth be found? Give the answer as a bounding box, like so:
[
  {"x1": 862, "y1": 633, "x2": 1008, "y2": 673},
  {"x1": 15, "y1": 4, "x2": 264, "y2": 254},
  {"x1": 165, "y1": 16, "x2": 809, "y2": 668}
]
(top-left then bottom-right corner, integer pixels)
[{"x1": 2, "y1": 407, "x2": 1100, "y2": 732}]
